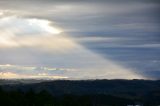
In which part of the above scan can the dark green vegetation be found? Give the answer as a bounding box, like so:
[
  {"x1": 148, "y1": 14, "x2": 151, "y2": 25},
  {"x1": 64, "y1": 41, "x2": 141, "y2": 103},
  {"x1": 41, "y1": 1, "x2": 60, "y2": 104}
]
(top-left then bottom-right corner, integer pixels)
[{"x1": 0, "y1": 80, "x2": 160, "y2": 106}]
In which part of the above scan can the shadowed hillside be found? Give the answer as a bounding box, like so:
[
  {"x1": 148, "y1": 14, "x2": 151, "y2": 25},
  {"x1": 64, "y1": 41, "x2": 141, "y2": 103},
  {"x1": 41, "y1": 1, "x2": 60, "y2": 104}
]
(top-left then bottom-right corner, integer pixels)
[{"x1": 0, "y1": 79, "x2": 160, "y2": 106}]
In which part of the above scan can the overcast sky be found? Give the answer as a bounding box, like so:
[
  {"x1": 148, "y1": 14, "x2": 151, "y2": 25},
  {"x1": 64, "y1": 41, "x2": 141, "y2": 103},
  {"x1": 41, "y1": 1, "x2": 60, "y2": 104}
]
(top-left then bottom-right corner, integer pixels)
[{"x1": 0, "y1": 0, "x2": 160, "y2": 80}]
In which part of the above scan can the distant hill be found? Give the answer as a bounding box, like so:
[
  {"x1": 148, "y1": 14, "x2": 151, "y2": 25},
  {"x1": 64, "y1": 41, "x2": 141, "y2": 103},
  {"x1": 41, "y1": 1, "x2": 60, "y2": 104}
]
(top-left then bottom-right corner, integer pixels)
[
  {"x1": 0, "y1": 79, "x2": 159, "y2": 96},
  {"x1": 0, "y1": 79, "x2": 49, "y2": 85},
  {"x1": 0, "y1": 79, "x2": 160, "y2": 106}
]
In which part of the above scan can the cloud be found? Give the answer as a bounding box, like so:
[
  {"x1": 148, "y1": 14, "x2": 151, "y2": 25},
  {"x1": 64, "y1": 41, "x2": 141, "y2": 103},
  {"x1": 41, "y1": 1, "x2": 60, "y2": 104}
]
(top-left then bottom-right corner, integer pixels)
[
  {"x1": 0, "y1": 72, "x2": 68, "y2": 79},
  {"x1": 0, "y1": 47, "x2": 146, "y2": 80},
  {"x1": 0, "y1": 16, "x2": 76, "y2": 53},
  {"x1": 0, "y1": 16, "x2": 61, "y2": 35},
  {"x1": 0, "y1": 0, "x2": 159, "y2": 79}
]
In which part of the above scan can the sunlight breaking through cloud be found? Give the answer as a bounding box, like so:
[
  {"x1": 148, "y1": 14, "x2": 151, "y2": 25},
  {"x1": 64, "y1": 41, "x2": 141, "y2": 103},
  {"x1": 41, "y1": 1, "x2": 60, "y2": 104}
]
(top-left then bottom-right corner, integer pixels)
[
  {"x1": 0, "y1": 16, "x2": 76, "y2": 52},
  {"x1": 0, "y1": 16, "x2": 146, "y2": 80}
]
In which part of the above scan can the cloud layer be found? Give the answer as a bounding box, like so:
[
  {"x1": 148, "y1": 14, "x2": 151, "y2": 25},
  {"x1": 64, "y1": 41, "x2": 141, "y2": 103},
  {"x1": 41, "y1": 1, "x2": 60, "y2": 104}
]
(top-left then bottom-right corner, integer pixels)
[{"x1": 0, "y1": 0, "x2": 160, "y2": 79}]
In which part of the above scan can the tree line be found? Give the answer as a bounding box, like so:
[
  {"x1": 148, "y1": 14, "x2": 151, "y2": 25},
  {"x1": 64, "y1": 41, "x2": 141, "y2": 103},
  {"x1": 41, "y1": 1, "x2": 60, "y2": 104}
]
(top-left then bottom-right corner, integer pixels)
[{"x1": 0, "y1": 86, "x2": 138, "y2": 106}]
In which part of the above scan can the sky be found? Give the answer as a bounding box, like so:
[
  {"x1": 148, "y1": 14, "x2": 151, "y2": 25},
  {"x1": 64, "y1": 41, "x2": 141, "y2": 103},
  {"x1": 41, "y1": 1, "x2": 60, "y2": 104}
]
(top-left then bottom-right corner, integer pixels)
[{"x1": 0, "y1": 0, "x2": 160, "y2": 80}]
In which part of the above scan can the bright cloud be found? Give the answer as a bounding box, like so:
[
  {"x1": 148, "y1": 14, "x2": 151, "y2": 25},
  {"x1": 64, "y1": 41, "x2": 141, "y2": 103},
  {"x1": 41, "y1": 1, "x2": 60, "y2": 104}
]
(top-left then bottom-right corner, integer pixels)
[
  {"x1": 0, "y1": 16, "x2": 76, "y2": 52},
  {"x1": 0, "y1": 72, "x2": 68, "y2": 79},
  {"x1": 0, "y1": 12, "x2": 3, "y2": 16},
  {"x1": 27, "y1": 18, "x2": 62, "y2": 34},
  {"x1": 0, "y1": 16, "x2": 61, "y2": 35}
]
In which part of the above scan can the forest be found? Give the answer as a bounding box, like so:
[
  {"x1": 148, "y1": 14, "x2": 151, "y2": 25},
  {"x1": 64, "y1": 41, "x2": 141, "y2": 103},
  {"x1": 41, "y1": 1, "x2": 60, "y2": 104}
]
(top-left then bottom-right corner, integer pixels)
[{"x1": 0, "y1": 80, "x2": 160, "y2": 106}]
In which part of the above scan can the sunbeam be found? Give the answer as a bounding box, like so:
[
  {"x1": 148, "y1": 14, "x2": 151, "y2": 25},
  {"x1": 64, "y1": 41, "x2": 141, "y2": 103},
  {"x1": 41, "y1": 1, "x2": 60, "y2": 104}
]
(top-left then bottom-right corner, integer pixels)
[{"x1": 0, "y1": 16, "x2": 145, "y2": 79}]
